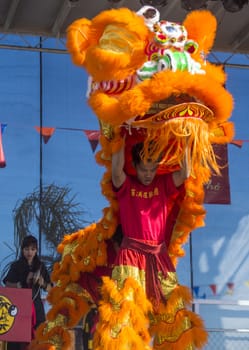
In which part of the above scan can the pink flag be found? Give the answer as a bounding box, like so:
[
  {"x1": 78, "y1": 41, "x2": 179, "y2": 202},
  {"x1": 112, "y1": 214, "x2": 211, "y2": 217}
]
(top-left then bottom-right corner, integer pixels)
[
  {"x1": 230, "y1": 139, "x2": 244, "y2": 148},
  {"x1": 0, "y1": 123, "x2": 6, "y2": 168},
  {"x1": 227, "y1": 282, "x2": 234, "y2": 290},
  {"x1": 209, "y1": 284, "x2": 217, "y2": 295},
  {"x1": 83, "y1": 130, "x2": 100, "y2": 152}
]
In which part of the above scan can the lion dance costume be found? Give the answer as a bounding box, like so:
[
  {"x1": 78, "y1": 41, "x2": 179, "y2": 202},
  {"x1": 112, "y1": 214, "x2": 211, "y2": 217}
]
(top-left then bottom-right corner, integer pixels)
[{"x1": 30, "y1": 5, "x2": 234, "y2": 350}]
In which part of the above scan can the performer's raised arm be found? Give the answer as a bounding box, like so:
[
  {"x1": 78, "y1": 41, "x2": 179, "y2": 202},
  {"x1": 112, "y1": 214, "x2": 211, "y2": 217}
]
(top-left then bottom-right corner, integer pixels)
[
  {"x1": 172, "y1": 139, "x2": 191, "y2": 187},
  {"x1": 112, "y1": 136, "x2": 126, "y2": 189}
]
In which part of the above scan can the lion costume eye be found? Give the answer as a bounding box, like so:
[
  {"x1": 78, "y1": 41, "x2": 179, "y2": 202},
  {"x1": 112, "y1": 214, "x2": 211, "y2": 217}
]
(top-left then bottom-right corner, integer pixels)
[{"x1": 157, "y1": 56, "x2": 171, "y2": 71}]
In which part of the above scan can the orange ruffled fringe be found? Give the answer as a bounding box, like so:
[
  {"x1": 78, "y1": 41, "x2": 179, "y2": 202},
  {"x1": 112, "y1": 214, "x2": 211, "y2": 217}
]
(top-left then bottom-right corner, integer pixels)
[{"x1": 94, "y1": 277, "x2": 207, "y2": 350}]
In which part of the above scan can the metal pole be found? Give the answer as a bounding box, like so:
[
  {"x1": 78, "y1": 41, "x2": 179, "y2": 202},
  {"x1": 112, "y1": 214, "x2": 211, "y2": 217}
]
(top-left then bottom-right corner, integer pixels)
[
  {"x1": 38, "y1": 37, "x2": 43, "y2": 257},
  {"x1": 189, "y1": 231, "x2": 195, "y2": 312}
]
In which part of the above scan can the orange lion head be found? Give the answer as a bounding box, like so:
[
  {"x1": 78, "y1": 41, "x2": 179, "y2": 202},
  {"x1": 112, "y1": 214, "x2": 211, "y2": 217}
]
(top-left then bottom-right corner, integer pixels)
[{"x1": 67, "y1": 6, "x2": 234, "y2": 177}]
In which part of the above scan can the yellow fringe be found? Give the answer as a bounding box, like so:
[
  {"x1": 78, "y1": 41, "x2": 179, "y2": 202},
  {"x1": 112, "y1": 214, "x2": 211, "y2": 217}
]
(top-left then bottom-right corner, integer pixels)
[
  {"x1": 94, "y1": 277, "x2": 152, "y2": 350},
  {"x1": 142, "y1": 117, "x2": 220, "y2": 176}
]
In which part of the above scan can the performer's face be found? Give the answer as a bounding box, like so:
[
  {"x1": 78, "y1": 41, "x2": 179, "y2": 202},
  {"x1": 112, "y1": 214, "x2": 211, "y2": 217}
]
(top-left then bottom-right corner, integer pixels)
[{"x1": 135, "y1": 161, "x2": 158, "y2": 186}]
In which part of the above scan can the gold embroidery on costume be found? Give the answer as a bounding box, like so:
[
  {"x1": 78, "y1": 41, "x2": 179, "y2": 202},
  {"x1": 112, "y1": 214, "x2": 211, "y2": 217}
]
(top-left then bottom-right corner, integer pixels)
[
  {"x1": 65, "y1": 282, "x2": 84, "y2": 294},
  {"x1": 45, "y1": 314, "x2": 67, "y2": 331},
  {"x1": 158, "y1": 271, "x2": 178, "y2": 299},
  {"x1": 50, "y1": 335, "x2": 64, "y2": 348},
  {"x1": 99, "y1": 120, "x2": 114, "y2": 140},
  {"x1": 112, "y1": 265, "x2": 146, "y2": 291},
  {"x1": 155, "y1": 316, "x2": 192, "y2": 344},
  {"x1": 109, "y1": 297, "x2": 121, "y2": 311},
  {"x1": 110, "y1": 323, "x2": 123, "y2": 338},
  {"x1": 62, "y1": 240, "x2": 78, "y2": 260}
]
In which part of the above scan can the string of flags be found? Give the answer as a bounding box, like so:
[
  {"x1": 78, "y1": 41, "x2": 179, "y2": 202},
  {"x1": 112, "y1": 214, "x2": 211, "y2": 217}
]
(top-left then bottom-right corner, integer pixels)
[
  {"x1": 193, "y1": 280, "x2": 249, "y2": 298},
  {"x1": 193, "y1": 282, "x2": 236, "y2": 298},
  {"x1": 34, "y1": 126, "x2": 100, "y2": 152},
  {"x1": 1, "y1": 123, "x2": 249, "y2": 170}
]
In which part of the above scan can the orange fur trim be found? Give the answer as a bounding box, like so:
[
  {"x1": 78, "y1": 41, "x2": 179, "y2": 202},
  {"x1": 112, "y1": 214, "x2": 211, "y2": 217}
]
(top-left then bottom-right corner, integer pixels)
[
  {"x1": 46, "y1": 292, "x2": 89, "y2": 327},
  {"x1": 66, "y1": 18, "x2": 92, "y2": 66},
  {"x1": 169, "y1": 170, "x2": 209, "y2": 266},
  {"x1": 89, "y1": 70, "x2": 233, "y2": 128},
  {"x1": 29, "y1": 324, "x2": 72, "y2": 350},
  {"x1": 29, "y1": 344, "x2": 55, "y2": 350},
  {"x1": 47, "y1": 285, "x2": 65, "y2": 305},
  {"x1": 204, "y1": 63, "x2": 227, "y2": 86},
  {"x1": 210, "y1": 121, "x2": 235, "y2": 143}
]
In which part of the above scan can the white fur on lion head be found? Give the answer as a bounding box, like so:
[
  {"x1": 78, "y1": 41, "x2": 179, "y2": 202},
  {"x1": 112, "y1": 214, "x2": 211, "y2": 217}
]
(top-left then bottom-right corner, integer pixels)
[{"x1": 136, "y1": 6, "x2": 160, "y2": 31}]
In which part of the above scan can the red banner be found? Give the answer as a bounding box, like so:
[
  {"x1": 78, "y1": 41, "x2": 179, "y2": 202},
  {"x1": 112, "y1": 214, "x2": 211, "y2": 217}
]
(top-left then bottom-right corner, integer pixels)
[
  {"x1": 204, "y1": 144, "x2": 231, "y2": 204},
  {"x1": 0, "y1": 287, "x2": 32, "y2": 342}
]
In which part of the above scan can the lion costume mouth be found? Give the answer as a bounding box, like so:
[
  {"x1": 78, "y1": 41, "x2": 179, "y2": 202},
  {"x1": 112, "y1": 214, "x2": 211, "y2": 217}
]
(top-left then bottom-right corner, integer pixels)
[
  {"x1": 129, "y1": 99, "x2": 217, "y2": 176},
  {"x1": 132, "y1": 102, "x2": 214, "y2": 127}
]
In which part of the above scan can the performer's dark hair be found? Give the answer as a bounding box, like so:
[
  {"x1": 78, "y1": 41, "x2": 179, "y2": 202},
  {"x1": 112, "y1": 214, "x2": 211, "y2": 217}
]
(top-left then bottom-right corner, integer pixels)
[
  {"x1": 131, "y1": 142, "x2": 144, "y2": 166},
  {"x1": 132, "y1": 141, "x2": 162, "y2": 165}
]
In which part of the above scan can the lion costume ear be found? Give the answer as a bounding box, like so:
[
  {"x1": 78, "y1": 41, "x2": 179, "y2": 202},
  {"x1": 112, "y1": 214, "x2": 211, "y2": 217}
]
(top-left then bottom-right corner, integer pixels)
[
  {"x1": 67, "y1": 18, "x2": 92, "y2": 67},
  {"x1": 67, "y1": 8, "x2": 150, "y2": 82},
  {"x1": 183, "y1": 10, "x2": 217, "y2": 55}
]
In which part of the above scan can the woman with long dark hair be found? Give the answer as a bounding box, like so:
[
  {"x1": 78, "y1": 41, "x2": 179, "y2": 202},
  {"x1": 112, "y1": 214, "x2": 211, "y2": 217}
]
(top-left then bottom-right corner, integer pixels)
[{"x1": 3, "y1": 235, "x2": 52, "y2": 350}]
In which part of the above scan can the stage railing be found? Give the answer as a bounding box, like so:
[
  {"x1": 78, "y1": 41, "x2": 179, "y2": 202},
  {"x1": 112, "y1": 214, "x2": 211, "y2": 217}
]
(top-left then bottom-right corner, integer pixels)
[{"x1": 193, "y1": 298, "x2": 249, "y2": 350}]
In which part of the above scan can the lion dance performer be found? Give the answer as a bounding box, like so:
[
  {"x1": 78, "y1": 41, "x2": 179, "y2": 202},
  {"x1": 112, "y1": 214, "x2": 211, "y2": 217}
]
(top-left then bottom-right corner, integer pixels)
[{"x1": 30, "y1": 5, "x2": 234, "y2": 350}]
